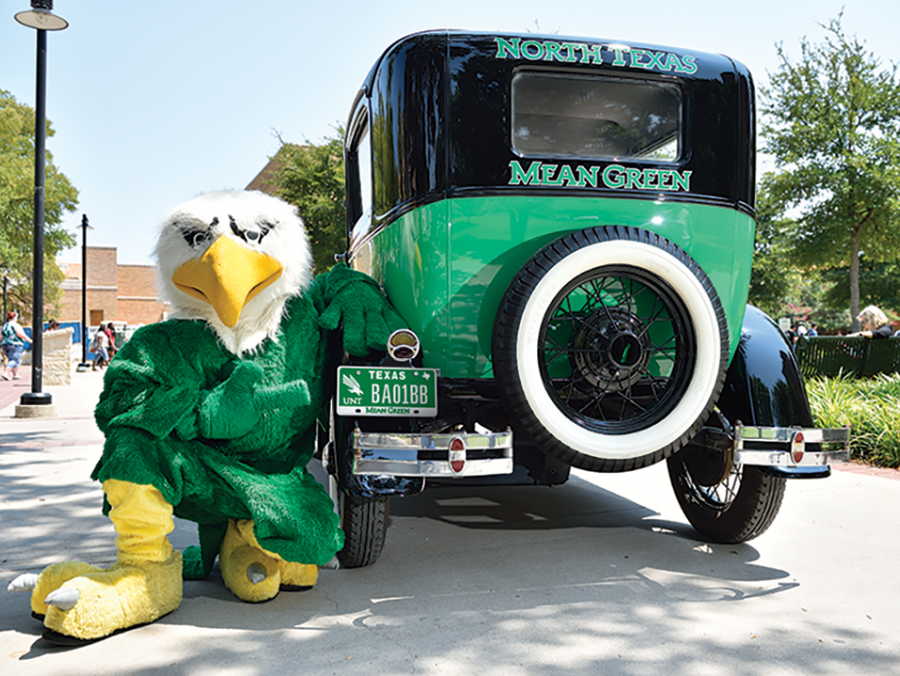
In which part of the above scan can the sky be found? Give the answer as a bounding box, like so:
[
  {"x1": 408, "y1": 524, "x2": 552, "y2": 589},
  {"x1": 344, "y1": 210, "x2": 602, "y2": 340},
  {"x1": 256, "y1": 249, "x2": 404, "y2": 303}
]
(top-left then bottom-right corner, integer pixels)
[{"x1": 2, "y1": 0, "x2": 899, "y2": 266}]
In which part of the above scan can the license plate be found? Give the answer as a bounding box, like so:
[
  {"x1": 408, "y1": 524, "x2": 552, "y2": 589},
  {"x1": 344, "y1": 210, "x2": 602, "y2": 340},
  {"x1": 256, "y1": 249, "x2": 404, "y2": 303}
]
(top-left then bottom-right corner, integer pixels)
[{"x1": 337, "y1": 366, "x2": 438, "y2": 417}]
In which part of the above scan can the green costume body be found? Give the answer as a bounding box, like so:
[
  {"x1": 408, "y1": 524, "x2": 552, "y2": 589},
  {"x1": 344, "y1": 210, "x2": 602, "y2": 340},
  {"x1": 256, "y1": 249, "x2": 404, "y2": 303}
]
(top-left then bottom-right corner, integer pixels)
[{"x1": 91, "y1": 266, "x2": 400, "y2": 579}]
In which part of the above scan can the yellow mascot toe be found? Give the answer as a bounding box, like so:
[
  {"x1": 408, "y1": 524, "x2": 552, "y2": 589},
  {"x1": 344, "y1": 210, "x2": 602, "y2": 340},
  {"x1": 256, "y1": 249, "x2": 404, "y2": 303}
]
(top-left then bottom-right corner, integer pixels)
[{"x1": 29, "y1": 561, "x2": 103, "y2": 619}]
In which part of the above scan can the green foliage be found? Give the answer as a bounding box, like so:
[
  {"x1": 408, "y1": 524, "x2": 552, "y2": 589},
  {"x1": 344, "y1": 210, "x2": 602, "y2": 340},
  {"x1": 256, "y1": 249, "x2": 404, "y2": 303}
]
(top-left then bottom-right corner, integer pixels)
[
  {"x1": 748, "y1": 185, "x2": 797, "y2": 318},
  {"x1": 0, "y1": 89, "x2": 78, "y2": 320},
  {"x1": 807, "y1": 373, "x2": 900, "y2": 468},
  {"x1": 272, "y1": 130, "x2": 346, "y2": 274},
  {"x1": 759, "y1": 12, "x2": 900, "y2": 328},
  {"x1": 820, "y1": 258, "x2": 900, "y2": 325}
]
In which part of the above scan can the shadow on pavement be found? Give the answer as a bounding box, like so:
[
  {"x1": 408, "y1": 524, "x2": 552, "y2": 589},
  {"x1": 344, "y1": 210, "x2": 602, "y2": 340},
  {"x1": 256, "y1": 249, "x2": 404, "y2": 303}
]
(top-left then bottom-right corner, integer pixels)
[{"x1": 3, "y1": 454, "x2": 896, "y2": 676}]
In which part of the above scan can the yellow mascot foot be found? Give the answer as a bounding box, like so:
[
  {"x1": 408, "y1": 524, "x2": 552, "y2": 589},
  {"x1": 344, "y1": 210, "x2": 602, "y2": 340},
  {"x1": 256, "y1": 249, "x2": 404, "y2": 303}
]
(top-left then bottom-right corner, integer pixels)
[
  {"x1": 219, "y1": 520, "x2": 281, "y2": 602},
  {"x1": 219, "y1": 519, "x2": 318, "y2": 602},
  {"x1": 41, "y1": 551, "x2": 183, "y2": 643},
  {"x1": 279, "y1": 560, "x2": 318, "y2": 590},
  {"x1": 4, "y1": 480, "x2": 183, "y2": 643}
]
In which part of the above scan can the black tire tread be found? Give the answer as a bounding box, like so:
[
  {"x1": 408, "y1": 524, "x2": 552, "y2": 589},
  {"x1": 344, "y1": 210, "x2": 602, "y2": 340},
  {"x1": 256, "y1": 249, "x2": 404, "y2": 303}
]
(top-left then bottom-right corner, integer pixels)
[
  {"x1": 337, "y1": 494, "x2": 389, "y2": 568},
  {"x1": 667, "y1": 458, "x2": 786, "y2": 543}
]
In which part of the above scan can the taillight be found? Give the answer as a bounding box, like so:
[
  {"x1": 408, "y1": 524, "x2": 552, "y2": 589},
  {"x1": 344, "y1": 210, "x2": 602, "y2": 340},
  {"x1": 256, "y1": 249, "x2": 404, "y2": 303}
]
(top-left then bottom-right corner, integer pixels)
[
  {"x1": 449, "y1": 436, "x2": 466, "y2": 474},
  {"x1": 387, "y1": 329, "x2": 420, "y2": 362},
  {"x1": 791, "y1": 431, "x2": 805, "y2": 464}
]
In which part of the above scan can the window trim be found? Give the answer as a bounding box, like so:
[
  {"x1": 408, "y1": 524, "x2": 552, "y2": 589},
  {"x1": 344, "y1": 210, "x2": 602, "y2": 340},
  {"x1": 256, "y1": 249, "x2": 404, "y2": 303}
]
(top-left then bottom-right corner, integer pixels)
[{"x1": 510, "y1": 70, "x2": 685, "y2": 165}]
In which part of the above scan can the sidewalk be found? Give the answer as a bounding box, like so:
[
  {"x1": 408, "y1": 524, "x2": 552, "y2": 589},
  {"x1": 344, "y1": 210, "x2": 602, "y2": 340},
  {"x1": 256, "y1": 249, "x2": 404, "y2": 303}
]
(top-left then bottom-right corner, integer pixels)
[
  {"x1": 0, "y1": 364, "x2": 107, "y2": 447},
  {"x1": 0, "y1": 364, "x2": 34, "y2": 413},
  {"x1": 2, "y1": 363, "x2": 900, "y2": 675}
]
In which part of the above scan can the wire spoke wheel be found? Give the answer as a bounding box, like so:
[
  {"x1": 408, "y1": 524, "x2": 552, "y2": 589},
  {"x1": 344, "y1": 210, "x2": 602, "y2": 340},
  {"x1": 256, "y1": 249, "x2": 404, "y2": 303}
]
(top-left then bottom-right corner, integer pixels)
[
  {"x1": 687, "y1": 463, "x2": 743, "y2": 508},
  {"x1": 667, "y1": 447, "x2": 786, "y2": 543},
  {"x1": 493, "y1": 226, "x2": 728, "y2": 472},
  {"x1": 327, "y1": 401, "x2": 390, "y2": 568},
  {"x1": 540, "y1": 265, "x2": 694, "y2": 434}
]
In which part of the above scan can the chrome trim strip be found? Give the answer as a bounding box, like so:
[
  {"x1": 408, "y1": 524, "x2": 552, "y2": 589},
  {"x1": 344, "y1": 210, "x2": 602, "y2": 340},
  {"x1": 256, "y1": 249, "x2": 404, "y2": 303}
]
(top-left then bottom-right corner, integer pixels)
[
  {"x1": 736, "y1": 426, "x2": 851, "y2": 446},
  {"x1": 355, "y1": 456, "x2": 514, "y2": 477},
  {"x1": 350, "y1": 430, "x2": 514, "y2": 477},
  {"x1": 734, "y1": 449, "x2": 842, "y2": 467},
  {"x1": 353, "y1": 430, "x2": 513, "y2": 451},
  {"x1": 734, "y1": 424, "x2": 850, "y2": 467}
]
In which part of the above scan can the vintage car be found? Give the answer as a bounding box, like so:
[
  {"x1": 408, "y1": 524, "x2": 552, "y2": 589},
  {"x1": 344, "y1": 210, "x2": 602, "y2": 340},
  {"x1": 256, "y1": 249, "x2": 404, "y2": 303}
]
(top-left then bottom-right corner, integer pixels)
[{"x1": 322, "y1": 30, "x2": 849, "y2": 567}]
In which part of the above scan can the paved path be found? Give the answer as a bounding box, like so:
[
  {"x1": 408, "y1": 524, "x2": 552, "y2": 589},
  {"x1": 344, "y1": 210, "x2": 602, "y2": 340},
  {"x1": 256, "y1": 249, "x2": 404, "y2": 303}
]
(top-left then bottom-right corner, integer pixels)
[
  {"x1": 0, "y1": 365, "x2": 34, "y2": 412},
  {"x1": 1, "y1": 366, "x2": 899, "y2": 675}
]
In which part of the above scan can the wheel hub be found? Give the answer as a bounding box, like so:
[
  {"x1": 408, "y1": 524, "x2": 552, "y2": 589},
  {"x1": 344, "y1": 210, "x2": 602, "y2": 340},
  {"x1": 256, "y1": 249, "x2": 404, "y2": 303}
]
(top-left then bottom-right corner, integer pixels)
[
  {"x1": 573, "y1": 307, "x2": 650, "y2": 392},
  {"x1": 608, "y1": 331, "x2": 643, "y2": 369}
]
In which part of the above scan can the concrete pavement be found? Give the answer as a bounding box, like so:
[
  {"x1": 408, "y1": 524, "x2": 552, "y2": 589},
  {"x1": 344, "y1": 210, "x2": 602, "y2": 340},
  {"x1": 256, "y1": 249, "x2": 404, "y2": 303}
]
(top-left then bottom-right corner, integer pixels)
[{"x1": 1, "y1": 364, "x2": 899, "y2": 675}]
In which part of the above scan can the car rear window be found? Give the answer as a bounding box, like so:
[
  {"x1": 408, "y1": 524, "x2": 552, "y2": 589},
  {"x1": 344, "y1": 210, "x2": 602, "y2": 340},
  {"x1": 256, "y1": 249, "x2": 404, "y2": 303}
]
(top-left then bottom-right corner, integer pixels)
[{"x1": 511, "y1": 72, "x2": 682, "y2": 162}]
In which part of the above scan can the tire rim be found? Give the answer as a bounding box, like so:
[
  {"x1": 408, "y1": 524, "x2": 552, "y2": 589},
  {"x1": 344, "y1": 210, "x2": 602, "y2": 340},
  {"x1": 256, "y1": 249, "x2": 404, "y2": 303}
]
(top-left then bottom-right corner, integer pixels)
[
  {"x1": 539, "y1": 265, "x2": 695, "y2": 434},
  {"x1": 684, "y1": 463, "x2": 743, "y2": 510}
]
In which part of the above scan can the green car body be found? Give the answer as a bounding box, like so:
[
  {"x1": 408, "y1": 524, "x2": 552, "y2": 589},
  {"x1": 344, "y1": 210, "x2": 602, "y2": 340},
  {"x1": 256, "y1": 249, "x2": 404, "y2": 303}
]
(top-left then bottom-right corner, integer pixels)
[{"x1": 362, "y1": 196, "x2": 754, "y2": 378}]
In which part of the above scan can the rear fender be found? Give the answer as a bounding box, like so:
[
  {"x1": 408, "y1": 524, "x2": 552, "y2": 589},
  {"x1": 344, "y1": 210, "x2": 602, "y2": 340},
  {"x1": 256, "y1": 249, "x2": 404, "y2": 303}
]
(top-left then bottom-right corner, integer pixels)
[
  {"x1": 719, "y1": 305, "x2": 814, "y2": 428},
  {"x1": 717, "y1": 305, "x2": 827, "y2": 478}
]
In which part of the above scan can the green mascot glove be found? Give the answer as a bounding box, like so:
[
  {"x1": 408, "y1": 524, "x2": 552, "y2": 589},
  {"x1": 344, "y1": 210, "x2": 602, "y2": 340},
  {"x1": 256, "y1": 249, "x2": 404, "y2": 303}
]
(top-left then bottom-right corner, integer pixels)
[
  {"x1": 196, "y1": 362, "x2": 310, "y2": 439},
  {"x1": 318, "y1": 264, "x2": 407, "y2": 356}
]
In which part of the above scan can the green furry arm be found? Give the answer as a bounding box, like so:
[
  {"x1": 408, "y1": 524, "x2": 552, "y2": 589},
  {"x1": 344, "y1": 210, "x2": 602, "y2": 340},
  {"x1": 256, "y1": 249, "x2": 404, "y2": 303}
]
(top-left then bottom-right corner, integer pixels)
[
  {"x1": 316, "y1": 263, "x2": 407, "y2": 355},
  {"x1": 95, "y1": 358, "x2": 201, "y2": 440},
  {"x1": 96, "y1": 323, "x2": 310, "y2": 442},
  {"x1": 194, "y1": 362, "x2": 310, "y2": 439}
]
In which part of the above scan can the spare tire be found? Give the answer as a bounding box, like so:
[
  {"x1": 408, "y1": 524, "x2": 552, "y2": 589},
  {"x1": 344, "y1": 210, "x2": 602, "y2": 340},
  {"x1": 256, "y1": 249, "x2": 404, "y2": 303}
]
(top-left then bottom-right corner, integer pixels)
[{"x1": 493, "y1": 226, "x2": 729, "y2": 472}]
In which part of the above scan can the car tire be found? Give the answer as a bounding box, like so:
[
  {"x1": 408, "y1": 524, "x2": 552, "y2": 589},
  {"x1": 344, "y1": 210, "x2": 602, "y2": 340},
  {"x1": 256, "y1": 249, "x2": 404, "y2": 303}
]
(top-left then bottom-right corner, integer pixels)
[
  {"x1": 493, "y1": 226, "x2": 729, "y2": 472},
  {"x1": 337, "y1": 494, "x2": 390, "y2": 568},
  {"x1": 667, "y1": 452, "x2": 786, "y2": 543}
]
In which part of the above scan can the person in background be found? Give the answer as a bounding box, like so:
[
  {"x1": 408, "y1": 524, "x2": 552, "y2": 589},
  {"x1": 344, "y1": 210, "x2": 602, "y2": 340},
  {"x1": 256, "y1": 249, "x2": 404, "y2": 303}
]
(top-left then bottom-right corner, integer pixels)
[
  {"x1": 808, "y1": 321, "x2": 819, "y2": 337},
  {"x1": 784, "y1": 325, "x2": 797, "y2": 345},
  {"x1": 104, "y1": 323, "x2": 118, "y2": 361},
  {"x1": 851, "y1": 306, "x2": 893, "y2": 339},
  {"x1": 2, "y1": 310, "x2": 33, "y2": 381},
  {"x1": 45, "y1": 318, "x2": 60, "y2": 332},
  {"x1": 90, "y1": 326, "x2": 110, "y2": 370}
]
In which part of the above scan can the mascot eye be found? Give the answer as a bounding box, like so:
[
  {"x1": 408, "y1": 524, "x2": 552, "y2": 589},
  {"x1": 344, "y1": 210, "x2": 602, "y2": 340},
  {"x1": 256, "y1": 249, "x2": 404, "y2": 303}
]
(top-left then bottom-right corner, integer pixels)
[
  {"x1": 229, "y1": 216, "x2": 273, "y2": 245},
  {"x1": 182, "y1": 228, "x2": 213, "y2": 249}
]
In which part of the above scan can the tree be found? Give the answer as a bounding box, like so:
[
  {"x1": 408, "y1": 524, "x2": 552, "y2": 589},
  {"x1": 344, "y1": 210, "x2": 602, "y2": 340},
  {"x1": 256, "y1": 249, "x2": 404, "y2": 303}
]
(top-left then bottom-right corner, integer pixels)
[
  {"x1": 748, "y1": 186, "x2": 796, "y2": 318},
  {"x1": 820, "y1": 257, "x2": 900, "y2": 324},
  {"x1": 760, "y1": 12, "x2": 900, "y2": 330},
  {"x1": 0, "y1": 90, "x2": 78, "y2": 320},
  {"x1": 271, "y1": 130, "x2": 346, "y2": 274}
]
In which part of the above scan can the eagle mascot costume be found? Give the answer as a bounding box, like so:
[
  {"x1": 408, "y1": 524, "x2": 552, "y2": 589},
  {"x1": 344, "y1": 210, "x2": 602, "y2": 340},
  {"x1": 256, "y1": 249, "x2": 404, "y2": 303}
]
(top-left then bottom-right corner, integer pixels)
[{"x1": 8, "y1": 190, "x2": 405, "y2": 643}]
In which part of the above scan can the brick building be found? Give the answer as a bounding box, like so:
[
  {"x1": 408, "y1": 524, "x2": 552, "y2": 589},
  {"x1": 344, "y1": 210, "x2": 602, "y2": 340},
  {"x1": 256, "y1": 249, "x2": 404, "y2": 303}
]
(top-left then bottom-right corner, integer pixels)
[
  {"x1": 58, "y1": 246, "x2": 170, "y2": 327},
  {"x1": 246, "y1": 156, "x2": 281, "y2": 194}
]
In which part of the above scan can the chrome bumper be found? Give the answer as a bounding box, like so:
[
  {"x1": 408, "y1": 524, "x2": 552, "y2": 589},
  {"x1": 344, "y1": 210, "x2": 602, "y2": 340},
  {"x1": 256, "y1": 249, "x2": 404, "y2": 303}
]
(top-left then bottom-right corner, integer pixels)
[
  {"x1": 734, "y1": 424, "x2": 850, "y2": 468},
  {"x1": 350, "y1": 429, "x2": 514, "y2": 478}
]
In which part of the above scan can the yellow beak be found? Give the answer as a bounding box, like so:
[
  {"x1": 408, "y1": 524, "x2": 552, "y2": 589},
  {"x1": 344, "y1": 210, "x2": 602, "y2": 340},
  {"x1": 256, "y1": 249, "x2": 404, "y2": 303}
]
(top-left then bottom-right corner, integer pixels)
[{"x1": 171, "y1": 236, "x2": 283, "y2": 327}]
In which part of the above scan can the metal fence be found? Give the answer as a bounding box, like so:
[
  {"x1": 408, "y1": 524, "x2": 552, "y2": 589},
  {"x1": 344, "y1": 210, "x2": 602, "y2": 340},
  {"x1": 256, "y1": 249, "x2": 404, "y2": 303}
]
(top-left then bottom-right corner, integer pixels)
[
  {"x1": 794, "y1": 336, "x2": 900, "y2": 378},
  {"x1": 23, "y1": 321, "x2": 142, "y2": 350}
]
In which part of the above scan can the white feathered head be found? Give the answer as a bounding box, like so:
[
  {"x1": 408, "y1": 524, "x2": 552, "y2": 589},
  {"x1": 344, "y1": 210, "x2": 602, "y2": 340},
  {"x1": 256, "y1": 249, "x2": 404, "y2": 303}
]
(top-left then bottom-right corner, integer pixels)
[{"x1": 154, "y1": 190, "x2": 313, "y2": 355}]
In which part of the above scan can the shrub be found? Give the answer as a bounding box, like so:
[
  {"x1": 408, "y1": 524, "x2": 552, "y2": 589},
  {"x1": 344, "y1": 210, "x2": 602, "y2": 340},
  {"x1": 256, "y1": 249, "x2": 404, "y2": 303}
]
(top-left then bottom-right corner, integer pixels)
[{"x1": 806, "y1": 372, "x2": 900, "y2": 468}]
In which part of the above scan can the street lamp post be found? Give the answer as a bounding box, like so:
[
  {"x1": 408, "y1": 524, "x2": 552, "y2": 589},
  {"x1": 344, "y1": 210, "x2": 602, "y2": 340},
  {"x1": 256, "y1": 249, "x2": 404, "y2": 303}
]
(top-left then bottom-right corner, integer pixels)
[
  {"x1": 14, "y1": 1, "x2": 68, "y2": 407},
  {"x1": 77, "y1": 214, "x2": 92, "y2": 370}
]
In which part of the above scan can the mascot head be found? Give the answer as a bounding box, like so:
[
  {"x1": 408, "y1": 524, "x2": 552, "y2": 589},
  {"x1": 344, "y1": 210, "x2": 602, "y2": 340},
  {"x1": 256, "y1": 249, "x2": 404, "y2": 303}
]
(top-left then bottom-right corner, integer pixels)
[{"x1": 154, "y1": 190, "x2": 313, "y2": 355}]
